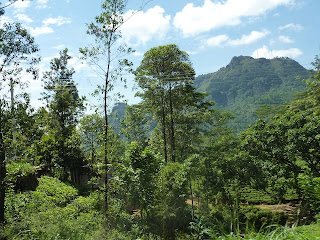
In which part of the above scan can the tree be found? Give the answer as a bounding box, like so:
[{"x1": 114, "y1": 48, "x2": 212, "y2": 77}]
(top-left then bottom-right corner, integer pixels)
[
  {"x1": 0, "y1": 22, "x2": 39, "y2": 226},
  {"x1": 154, "y1": 162, "x2": 190, "y2": 239},
  {"x1": 121, "y1": 103, "x2": 153, "y2": 146},
  {"x1": 123, "y1": 142, "x2": 161, "y2": 219},
  {"x1": 239, "y1": 56, "x2": 320, "y2": 199},
  {"x1": 42, "y1": 48, "x2": 85, "y2": 180},
  {"x1": 79, "y1": 113, "x2": 104, "y2": 168},
  {"x1": 135, "y1": 44, "x2": 197, "y2": 163},
  {"x1": 79, "y1": 0, "x2": 134, "y2": 212}
]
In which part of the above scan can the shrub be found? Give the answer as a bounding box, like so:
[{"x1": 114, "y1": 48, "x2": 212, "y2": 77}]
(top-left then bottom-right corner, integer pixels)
[
  {"x1": 298, "y1": 173, "x2": 320, "y2": 214},
  {"x1": 4, "y1": 177, "x2": 103, "y2": 240},
  {"x1": 207, "y1": 205, "x2": 288, "y2": 235},
  {"x1": 239, "y1": 206, "x2": 288, "y2": 232},
  {"x1": 7, "y1": 162, "x2": 38, "y2": 191}
]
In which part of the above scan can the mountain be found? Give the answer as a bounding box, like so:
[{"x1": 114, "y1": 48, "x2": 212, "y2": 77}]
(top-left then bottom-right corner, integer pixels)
[
  {"x1": 195, "y1": 56, "x2": 311, "y2": 131},
  {"x1": 109, "y1": 102, "x2": 127, "y2": 135}
]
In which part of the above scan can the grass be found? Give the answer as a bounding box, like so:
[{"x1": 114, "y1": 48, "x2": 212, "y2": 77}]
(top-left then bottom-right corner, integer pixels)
[{"x1": 219, "y1": 223, "x2": 320, "y2": 240}]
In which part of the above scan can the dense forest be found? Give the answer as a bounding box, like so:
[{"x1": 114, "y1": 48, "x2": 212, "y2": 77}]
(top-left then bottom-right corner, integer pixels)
[{"x1": 1, "y1": 1, "x2": 320, "y2": 240}]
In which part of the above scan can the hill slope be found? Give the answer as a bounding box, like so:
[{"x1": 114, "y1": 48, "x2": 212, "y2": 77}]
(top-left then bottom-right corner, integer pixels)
[{"x1": 195, "y1": 56, "x2": 310, "y2": 131}]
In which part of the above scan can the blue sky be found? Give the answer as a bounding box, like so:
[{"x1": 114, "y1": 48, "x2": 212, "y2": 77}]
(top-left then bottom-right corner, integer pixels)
[{"x1": 1, "y1": 0, "x2": 319, "y2": 110}]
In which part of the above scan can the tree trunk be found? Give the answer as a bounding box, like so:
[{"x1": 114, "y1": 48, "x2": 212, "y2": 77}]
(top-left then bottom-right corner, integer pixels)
[
  {"x1": 169, "y1": 82, "x2": 175, "y2": 162},
  {"x1": 0, "y1": 100, "x2": 6, "y2": 226},
  {"x1": 10, "y1": 78, "x2": 16, "y2": 161},
  {"x1": 189, "y1": 175, "x2": 194, "y2": 220},
  {"x1": 104, "y1": 79, "x2": 109, "y2": 213},
  {"x1": 161, "y1": 89, "x2": 168, "y2": 163}
]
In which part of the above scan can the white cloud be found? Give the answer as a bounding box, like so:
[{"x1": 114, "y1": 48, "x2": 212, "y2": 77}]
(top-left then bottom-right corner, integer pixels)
[
  {"x1": 207, "y1": 30, "x2": 269, "y2": 47},
  {"x1": 13, "y1": 0, "x2": 31, "y2": 12},
  {"x1": 36, "y1": 0, "x2": 48, "y2": 9},
  {"x1": 15, "y1": 13, "x2": 33, "y2": 23},
  {"x1": 121, "y1": 6, "x2": 171, "y2": 45},
  {"x1": 0, "y1": 16, "x2": 13, "y2": 27},
  {"x1": 228, "y1": 30, "x2": 270, "y2": 46},
  {"x1": 53, "y1": 44, "x2": 67, "y2": 50},
  {"x1": 186, "y1": 51, "x2": 199, "y2": 55},
  {"x1": 174, "y1": 0, "x2": 293, "y2": 36},
  {"x1": 43, "y1": 53, "x2": 90, "y2": 73},
  {"x1": 25, "y1": 17, "x2": 71, "y2": 37},
  {"x1": 279, "y1": 35, "x2": 294, "y2": 43},
  {"x1": 207, "y1": 35, "x2": 229, "y2": 47},
  {"x1": 43, "y1": 16, "x2": 71, "y2": 26},
  {"x1": 68, "y1": 56, "x2": 90, "y2": 72},
  {"x1": 278, "y1": 23, "x2": 303, "y2": 31},
  {"x1": 252, "y1": 45, "x2": 302, "y2": 59},
  {"x1": 43, "y1": 54, "x2": 59, "y2": 63},
  {"x1": 26, "y1": 26, "x2": 54, "y2": 36},
  {"x1": 133, "y1": 51, "x2": 144, "y2": 56}
]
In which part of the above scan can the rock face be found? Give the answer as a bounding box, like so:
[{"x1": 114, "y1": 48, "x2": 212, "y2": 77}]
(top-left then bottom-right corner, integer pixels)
[{"x1": 195, "y1": 56, "x2": 311, "y2": 131}]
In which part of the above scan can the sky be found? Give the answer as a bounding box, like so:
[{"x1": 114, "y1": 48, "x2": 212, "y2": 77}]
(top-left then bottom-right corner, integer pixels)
[{"x1": 1, "y1": 0, "x2": 319, "y2": 110}]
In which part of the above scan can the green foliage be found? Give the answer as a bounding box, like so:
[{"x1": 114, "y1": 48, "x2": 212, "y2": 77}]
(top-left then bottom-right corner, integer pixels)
[
  {"x1": 121, "y1": 103, "x2": 153, "y2": 145},
  {"x1": 4, "y1": 177, "x2": 103, "y2": 240},
  {"x1": 153, "y1": 162, "x2": 191, "y2": 239},
  {"x1": 80, "y1": 0, "x2": 134, "y2": 212},
  {"x1": 41, "y1": 49, "x2": 85, "y2": 179},
  {"x1": 7, "y1": 162, "x2": 35, "y2": 184},
  {"x1": 135, "y1": 44, "x2": 197, "y2": 162},
  {"x1": 298, "y1": 173, "x2": 320, "y2": 214},
  {"x1": 127, "y1": 142, "x2": 161, "y2": 216},
  {"x1": 34, "y1": 176, "x2": 78, "y2": 207},
  {"x1": 238, "y1": 206, "x2": 288, "y2": 232},
  {"x1": 0, "y1": 21, "x2": 40, "y2": 224},
  {"x1": 6, "y1": 162, "x2": 37, "y2": 191},
  {"x1": 215, "y1": 223, "x2": 320, "y2": 240},
  {"x1": 0, "y1": 22, "x2": 40, "y2": 84},
  {"x1": 205, "y1": 205, "x2": 288, "y2": 236},
  {"x1": 239, "y1": 57, "x2": 320, "y2": 202},
  {"x1": 189, "y1": 218, "x2": 218, "y2": 239},
  {"x1": 234, "y1": 186, "x2": 298, "y2": 204}
]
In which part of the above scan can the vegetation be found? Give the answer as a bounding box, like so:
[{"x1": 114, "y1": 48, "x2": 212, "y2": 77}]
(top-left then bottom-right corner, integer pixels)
[
  {"x1": 195, "y1": 56, "x2": 310, "y2": 131},
  {"x1": 1, "y1": 1, "x2": 320, "y2": 239}
]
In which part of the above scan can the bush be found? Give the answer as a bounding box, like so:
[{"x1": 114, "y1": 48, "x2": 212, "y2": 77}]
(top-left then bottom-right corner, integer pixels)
[
  {"x1": 7, "y1": 162, "x2": 38, "y2": 191},
  {"x1": 239, "y1": 206, "x2": 288, "y2": 231},
  {"x1": 207, "y1": 205, "x2": 288, "y2": 235},
  {"x1": 4, "y1": 177, "x2": 103, "y2": 240},
  {"x1": 298, "y1": 173, "x2": 320, "y2": 214}
]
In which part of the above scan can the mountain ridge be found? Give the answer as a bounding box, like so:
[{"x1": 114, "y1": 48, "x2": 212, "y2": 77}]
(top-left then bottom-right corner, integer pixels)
[{"x1": 195, "y1": 56, "x2": 311, "y2": 131}]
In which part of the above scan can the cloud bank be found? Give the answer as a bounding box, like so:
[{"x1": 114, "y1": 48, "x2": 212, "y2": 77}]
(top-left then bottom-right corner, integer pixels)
[
  {"x1": 121, "y1": 6, "x2": 171, "y2": 45},
  {"x1": 252, "y1": 45, "x2": 302, "y2": 59},
  {"x1": 174, "y1": 0, "x2": 293, "y2": 36},
  {"x1": 207, "y1": 30, "x2": 270, "y2": 47}
]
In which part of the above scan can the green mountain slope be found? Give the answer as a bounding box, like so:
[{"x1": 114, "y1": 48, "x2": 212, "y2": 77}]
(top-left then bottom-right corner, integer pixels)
[{"x1": 195, "y1": 56, "x2": 310, "y2": 131}]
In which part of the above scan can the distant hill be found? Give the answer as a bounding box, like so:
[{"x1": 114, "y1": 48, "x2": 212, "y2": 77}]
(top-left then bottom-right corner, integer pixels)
[
  {"x1": 195, "y1": 56, "x2": 311, "y2": 131},
  {"x1": 109, "y1": 102, "x2": 126, "y2": 135}
]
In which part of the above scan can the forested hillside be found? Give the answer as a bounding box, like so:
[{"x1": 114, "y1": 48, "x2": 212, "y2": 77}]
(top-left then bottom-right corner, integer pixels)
[{"x1": 195, "y1": 56, "x2": 310, "y2": 130}]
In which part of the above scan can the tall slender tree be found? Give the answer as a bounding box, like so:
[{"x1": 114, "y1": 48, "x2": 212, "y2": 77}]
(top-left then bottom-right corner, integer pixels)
[
  {"x1": 80, "y1": 0, "x2": 134, "y2": 212},
  {"x1": 42, "y1": 48, "x2": 84, "y2": 180},
  {"x1": 0, "y1": 22, "x2": 39, "y2": 226}
]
